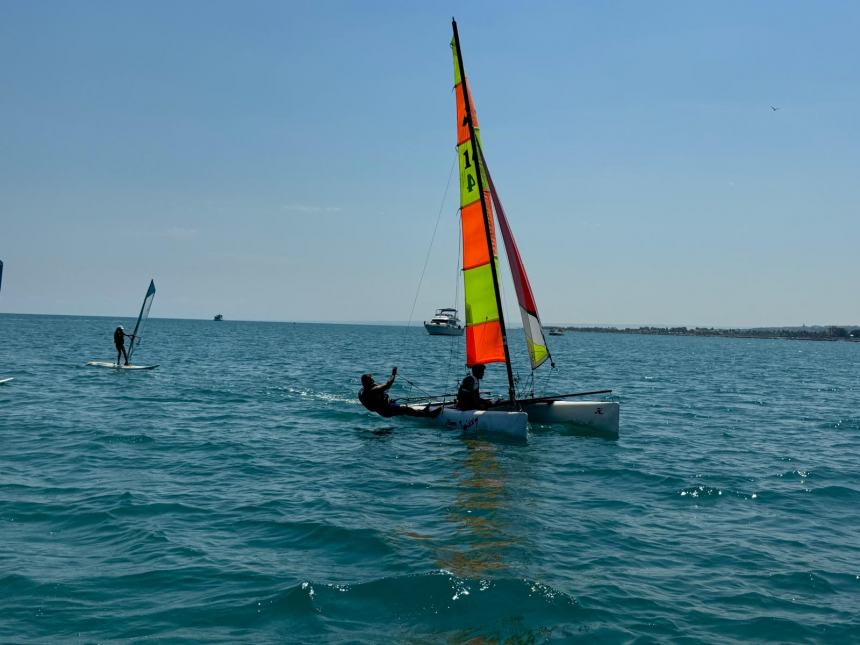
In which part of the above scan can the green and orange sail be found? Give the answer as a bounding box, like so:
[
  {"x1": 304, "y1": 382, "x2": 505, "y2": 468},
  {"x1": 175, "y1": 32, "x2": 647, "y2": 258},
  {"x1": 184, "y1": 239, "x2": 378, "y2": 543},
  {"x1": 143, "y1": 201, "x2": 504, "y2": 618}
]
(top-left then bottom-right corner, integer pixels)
[
  {"x1": 451, "y1": 22, "x2": 551, "y2": 374},
  {"x1": 452, "y1": 33, "x2": 506, "y2": 368}
]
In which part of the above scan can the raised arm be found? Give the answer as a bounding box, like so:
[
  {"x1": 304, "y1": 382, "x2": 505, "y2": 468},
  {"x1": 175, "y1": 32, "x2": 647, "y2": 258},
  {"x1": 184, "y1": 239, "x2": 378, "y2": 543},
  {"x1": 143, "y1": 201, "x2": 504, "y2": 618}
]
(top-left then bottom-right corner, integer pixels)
[
  {"x1": 368, "y1": 368, "x2": 397, "y2": 394},
  {"x1": 380, "y1": 367, "x2": 397, "y2": 391}
]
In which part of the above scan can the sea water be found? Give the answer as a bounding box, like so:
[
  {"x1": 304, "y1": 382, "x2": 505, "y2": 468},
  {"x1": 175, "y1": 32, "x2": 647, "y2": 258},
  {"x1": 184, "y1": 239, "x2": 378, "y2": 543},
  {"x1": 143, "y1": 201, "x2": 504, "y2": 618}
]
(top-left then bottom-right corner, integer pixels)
[{"x1": 1, "y1": 314, "x2": 858, "y2": 642}]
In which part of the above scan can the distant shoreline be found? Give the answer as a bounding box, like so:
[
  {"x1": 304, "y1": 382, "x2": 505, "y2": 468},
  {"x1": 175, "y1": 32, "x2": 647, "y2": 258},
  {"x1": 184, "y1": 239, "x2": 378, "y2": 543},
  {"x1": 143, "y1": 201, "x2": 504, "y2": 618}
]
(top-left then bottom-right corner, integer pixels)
[
  {"x1": 562, "y1": 326, "x2": 860, "y2": 342},
  {"x1": 2, "y1": 312, "x2": 859, "y2": 341}
]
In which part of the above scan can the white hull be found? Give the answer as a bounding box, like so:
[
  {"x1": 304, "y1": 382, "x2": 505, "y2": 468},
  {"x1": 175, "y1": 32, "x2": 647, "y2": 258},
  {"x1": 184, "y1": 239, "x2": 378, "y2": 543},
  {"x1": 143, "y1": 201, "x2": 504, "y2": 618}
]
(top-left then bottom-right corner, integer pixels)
[
  {"x1": 0, "y1": 377, "x2": 13, "y2": 385},
  {"x1": 522, "y1": 400, "x2": 619, "y2": 436},
  {"x1": 424, "y1": 323, "x2": 464, "y2": 336},
  {"x1": 86, "y1": 361, "x2": 159, "y2": 370},
  {"x1": 407, "y1": 404, "x2": 528, "y2": 440}
]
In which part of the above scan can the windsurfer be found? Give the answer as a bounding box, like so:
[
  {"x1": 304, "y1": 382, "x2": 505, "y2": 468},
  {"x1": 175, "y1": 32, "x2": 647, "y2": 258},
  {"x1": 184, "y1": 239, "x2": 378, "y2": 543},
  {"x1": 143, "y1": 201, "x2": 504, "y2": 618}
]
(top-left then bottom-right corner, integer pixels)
[
  {"x1": 359, "y1": 368, "x2": 440, "y2": 418},
  {"x1": 113, "y1": 325, "x2": 135, "y2": 366},
  {"x1": 456, "y1": 364, "x2": 492, "y2": 410}
]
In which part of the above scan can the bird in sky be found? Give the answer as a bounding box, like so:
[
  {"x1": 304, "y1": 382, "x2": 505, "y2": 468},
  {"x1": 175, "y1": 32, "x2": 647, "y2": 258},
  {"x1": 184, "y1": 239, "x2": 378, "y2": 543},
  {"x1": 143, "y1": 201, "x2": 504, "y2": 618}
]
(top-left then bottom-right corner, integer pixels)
[{"x1": 770, "y1": 105, "x2": 780, "y2": 111}]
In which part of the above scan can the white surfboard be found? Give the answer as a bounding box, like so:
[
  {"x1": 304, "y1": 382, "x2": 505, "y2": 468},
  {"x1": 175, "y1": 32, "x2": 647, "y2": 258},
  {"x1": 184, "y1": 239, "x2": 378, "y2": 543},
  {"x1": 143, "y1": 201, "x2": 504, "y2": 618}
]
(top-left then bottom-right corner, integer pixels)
[
  {"x1": 86, "y1": 361, "x2": 159, "y2": 370},
  {"x1": 0, "y1": 377, "x2": 14, "y2": 385}
]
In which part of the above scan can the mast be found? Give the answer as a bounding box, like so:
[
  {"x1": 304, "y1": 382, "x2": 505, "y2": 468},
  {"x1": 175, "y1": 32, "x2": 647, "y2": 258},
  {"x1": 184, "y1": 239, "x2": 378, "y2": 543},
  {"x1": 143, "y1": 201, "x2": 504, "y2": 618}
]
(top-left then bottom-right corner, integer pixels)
[{"x1": 451, "y1": 18, "x2": 516, "y2": 404}]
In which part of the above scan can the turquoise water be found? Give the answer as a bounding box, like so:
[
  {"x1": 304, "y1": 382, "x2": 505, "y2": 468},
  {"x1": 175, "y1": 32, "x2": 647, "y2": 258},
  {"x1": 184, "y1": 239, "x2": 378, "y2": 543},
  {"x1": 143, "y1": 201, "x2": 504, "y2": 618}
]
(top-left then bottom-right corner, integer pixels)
[{"x1": 1, "y1": 314, "x2": 859, "y2": 642}]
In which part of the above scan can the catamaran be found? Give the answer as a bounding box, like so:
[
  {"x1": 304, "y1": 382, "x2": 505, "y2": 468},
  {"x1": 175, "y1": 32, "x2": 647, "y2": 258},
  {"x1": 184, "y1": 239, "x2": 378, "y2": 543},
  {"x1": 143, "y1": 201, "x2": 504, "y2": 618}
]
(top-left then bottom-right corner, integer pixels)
[
  {"x1": 406, "y1": 20, "x2": 619, "y2": 440},
  {"x1": 87, "y1": 279, "x2": 158, "y2": 370}
]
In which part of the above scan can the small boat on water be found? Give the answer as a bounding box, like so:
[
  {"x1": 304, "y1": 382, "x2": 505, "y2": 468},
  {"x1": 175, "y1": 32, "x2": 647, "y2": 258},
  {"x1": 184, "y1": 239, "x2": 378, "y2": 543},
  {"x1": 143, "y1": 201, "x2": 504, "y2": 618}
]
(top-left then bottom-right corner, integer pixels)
[
  {"x1": 398, "y1": 20, "x2": 619, "y2": 440},
  {"x1": 424, "y1": 308, "x2": 464, "y2": 336},
  {"x1": 548, "y1": 327, "x2": 565, "y2": 336},
  {"x1": 406, "y1": 396, "x2": 619, "y2": 441},
  {"x1": 213, "y1": 314, "x2": 224, "y2": 321}
]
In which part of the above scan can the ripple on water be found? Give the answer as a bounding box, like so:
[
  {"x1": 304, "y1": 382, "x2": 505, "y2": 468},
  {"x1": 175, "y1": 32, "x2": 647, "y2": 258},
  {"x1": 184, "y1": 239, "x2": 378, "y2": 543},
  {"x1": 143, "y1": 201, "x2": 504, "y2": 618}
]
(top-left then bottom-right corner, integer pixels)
[{"x1": 2, "y1": 318, "x2": 860, "y2": 641}]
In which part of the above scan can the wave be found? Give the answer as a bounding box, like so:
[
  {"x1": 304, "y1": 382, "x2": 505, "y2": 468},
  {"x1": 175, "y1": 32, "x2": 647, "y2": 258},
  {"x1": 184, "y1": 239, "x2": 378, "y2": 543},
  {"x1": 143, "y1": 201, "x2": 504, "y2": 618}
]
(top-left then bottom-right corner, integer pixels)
[{"x1": 162, "y1": 572, "x2": 588, "y2": 642}]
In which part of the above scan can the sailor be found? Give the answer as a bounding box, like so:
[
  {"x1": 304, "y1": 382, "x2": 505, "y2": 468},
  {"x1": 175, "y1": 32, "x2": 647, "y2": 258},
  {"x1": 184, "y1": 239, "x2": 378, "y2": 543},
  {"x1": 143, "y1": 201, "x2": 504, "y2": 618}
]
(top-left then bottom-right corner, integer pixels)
[
  {"x1": 359, "y1": 368, "x2": 440, "y2": 418},
  {"x1": 113, "y1": 325, "x2": 134, "y2": 366},
  {"x1": 456, "y1": 363, "x2": 492, "y2": 411}
]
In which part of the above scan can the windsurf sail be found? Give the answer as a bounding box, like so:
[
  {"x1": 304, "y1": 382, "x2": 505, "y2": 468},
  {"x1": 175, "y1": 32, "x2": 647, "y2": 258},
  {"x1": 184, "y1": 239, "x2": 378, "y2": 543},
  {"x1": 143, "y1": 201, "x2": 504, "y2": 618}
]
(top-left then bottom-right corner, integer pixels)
[
  {"x1": 479, "y1": 146, "x2": 551, "y2": 370},
  {"x1": 0, "y1": 260, "x2": 4, "y2": 294},
  {"x1": 127, "y1": 280, "x2": 156, "y2": 362},
  {"x1": 452, "y1": 32, "x2": 506, "y2": 368}
]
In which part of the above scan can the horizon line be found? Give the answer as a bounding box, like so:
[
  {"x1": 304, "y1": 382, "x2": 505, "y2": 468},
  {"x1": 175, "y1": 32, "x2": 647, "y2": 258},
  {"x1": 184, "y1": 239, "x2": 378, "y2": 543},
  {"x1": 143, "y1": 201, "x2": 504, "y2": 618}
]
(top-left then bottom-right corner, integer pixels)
[{"x1": 0, "y1": 312, "x2": 857, "y2": 330}]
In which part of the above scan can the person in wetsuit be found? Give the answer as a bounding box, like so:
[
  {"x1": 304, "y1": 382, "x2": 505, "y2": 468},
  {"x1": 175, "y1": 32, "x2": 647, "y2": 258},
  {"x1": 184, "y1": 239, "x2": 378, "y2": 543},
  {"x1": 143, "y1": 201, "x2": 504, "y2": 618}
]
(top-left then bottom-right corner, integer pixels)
[
  {"x1": 113, "y1": 325, "x2": 135, "y2": 366},
  {"x1": 359, "y1": 368, "x2": 440, "y2": 418},
  {"x1": 456, "y1": 363, "x2": 492, "y2": 411}
]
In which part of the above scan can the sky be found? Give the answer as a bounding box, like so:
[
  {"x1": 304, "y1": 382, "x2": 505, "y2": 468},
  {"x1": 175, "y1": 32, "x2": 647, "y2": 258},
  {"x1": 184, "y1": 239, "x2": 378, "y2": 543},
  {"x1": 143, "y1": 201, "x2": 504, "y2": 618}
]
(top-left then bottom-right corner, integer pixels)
[{"x1": 1, "y1": 1, "x2": 858, "y2": 327}]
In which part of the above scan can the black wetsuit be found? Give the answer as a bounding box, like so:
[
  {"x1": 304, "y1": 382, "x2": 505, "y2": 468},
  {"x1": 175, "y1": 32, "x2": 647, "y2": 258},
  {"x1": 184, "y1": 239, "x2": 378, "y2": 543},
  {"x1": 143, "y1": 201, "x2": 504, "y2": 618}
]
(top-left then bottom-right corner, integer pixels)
[
  {"x1": 359, "y1": 387, "x2": 400, "y2": 417},
  {"x1": 359, "y1": 385, "x2": 439, "y2": 419},
  {"x1": 114, "y1": 327, "x2": 129, "y2": 365},
  {"x1": 456, "y1": 374, "x2": 487, "y2": 410}
]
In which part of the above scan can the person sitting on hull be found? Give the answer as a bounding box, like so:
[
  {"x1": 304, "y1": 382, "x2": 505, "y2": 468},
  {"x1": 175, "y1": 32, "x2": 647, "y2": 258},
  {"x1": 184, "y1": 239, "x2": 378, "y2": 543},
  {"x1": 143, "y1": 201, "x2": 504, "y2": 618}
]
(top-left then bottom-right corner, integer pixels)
[
  {"x1": 456, "y1": 363, "x2": 492, "y2": 411},
  {"x1": 359, "y1": 367, "x2": 440, "y2": 418},
  {"x1": 113, "y1": 325, "x2": 135, "y2": 366}
]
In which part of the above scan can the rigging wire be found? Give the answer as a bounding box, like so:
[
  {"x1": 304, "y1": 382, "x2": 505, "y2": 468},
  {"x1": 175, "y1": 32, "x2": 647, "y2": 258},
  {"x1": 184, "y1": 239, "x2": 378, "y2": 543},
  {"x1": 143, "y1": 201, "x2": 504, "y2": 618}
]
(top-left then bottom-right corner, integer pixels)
[
  {"x1": 403, "y1": 155, "x2": 457, "y2": 332},
  {"x1": 399, "y1": 154, "x2": 457, "y2": 396},
  {"x1": 396, "y1": 373, "x2": 436, "y2": 399}
]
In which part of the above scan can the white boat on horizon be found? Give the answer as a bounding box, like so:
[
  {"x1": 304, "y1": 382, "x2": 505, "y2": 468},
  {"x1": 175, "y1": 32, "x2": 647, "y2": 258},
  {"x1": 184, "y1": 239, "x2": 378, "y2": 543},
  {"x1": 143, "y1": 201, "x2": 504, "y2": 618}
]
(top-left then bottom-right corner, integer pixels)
[{"x1": 424, "y1": 308, "x2": 464, "y2": 336}]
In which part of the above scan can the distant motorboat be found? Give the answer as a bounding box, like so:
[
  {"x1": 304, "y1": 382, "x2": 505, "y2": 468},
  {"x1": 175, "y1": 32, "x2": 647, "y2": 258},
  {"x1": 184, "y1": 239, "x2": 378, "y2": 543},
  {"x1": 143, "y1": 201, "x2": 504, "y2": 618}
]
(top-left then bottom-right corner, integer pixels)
[
  {"x1": 213, "y1": 314, "x2": 224, "y2": 321},
  {"x1": 548, "y1": 327, "x2": 564, "y2": 336},
  {"x1": 424, "y1": 308, "x2": 464, "y2": 336}
]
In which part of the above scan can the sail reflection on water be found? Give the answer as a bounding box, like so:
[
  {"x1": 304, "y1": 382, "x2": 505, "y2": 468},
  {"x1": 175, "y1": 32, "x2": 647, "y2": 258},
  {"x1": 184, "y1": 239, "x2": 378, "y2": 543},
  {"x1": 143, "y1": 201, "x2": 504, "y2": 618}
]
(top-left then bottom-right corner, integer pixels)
[{"x1": 436, "y1": 442, "x2": 521, "y2": 579}]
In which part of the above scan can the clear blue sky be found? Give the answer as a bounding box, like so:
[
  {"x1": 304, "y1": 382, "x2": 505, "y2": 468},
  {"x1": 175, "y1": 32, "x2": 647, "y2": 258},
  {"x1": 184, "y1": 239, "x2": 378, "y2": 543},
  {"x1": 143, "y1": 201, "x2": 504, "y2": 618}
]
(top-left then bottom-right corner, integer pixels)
[{"x1": 1, "y1": 1, "x2": 858, "y2": 327}]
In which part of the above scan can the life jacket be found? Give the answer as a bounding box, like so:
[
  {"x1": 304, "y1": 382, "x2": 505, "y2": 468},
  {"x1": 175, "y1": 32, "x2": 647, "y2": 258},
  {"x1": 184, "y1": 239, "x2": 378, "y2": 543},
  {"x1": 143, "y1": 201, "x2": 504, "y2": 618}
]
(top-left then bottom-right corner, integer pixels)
[
  {"x1": 359, "y1": 387, "x2": 388, "y2": 413},
  {"x1": 113, "y1": 328, "x2": 125, "y2": 347},
  {"x1": 456, "y1": 374, "x2": 480, "y2": 410}
]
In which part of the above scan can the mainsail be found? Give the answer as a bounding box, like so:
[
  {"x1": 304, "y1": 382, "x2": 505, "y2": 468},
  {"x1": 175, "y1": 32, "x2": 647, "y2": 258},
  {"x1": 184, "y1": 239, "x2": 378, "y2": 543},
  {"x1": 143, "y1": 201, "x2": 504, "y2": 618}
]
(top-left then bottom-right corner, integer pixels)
[
  {"x1": 452, "y1": 34, "x2": 506, "y2": 368},
  {"x1": 479, "y1": 147, "x2": 551, "y2": 370},
  {"x1": 127, "y1": 280, "x2": 156, "y2": 363},
  {"x1": 452, "y1": 21, "x2": 550, "y2": 382}
]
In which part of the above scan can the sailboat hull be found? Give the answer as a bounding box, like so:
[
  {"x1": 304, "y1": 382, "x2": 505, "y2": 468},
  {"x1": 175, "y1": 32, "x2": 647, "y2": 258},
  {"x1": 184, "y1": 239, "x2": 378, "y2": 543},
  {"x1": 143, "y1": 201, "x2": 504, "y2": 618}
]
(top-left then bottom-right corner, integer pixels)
[
  {"x1": 522, "y1": 400, "x2": 619, "y2": 436},
  {"x1": 407, "y1": 404, "x2": 528, "y2": 440}
]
